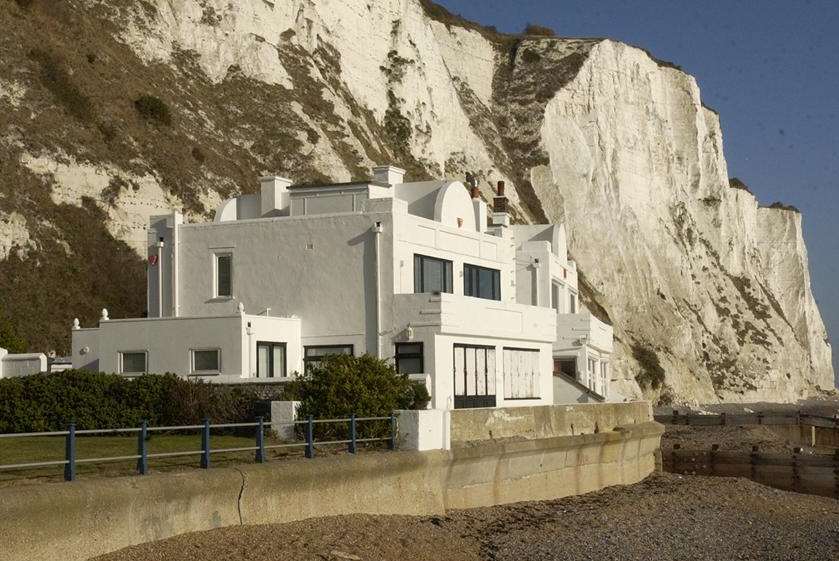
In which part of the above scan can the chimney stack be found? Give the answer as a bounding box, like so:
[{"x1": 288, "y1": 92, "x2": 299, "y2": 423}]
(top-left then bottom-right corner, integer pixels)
[
  {"x1": 259, "y1": 175, "x2": 292, "y2": 217},
  {"x1": 491, "y1": 180, "x2": 510, "y2": 231},
  {"x1": 372, "y1": 164, "x2": 406, "y2": 186}
]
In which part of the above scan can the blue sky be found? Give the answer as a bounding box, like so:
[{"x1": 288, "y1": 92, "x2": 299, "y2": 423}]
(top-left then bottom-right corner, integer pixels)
[{"x1": 435, "y1": 0, "x2": 839, "y2": 381}]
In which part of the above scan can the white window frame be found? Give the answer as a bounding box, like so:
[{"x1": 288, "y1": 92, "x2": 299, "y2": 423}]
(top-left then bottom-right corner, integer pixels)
[
  {"x1": 118, "y1": 350, "x2": 148, "y2": 375},
  {"x1": 212, "y1": 251, "x2": 234, "y2": 299},
  {"x1": 190, "y1": 348, "x2": 221, "y2": 375}
]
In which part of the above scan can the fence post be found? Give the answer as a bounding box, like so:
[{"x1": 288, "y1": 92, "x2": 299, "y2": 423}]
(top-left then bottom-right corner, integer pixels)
[
  {"x1": 305, "y1": 416, "x2": 314, "y2": 459},
  {"x1": 710, "y1": 444, "x2": 719, "y2": 475},
  {"x1": 720, "y1": 412, "x2": 726, "y2": 426},
  {"x1": 255, "y1": 417, "x2": 266, "y2": 464},
  {"x1": 200, "y1": 418, "x2": 211, "y2": 469},
  {"x1": 137, "y1": 419, "x2": 148, "y2": 475},
  {"x1": 792, "y1": 447, "x2": 801, "y2": 490},
  {"x1": 750, "y1": 445, "x2": 759, "y2": 481},
  {"x1": 388, "y1": 412, "x2": 396, "y2": 451},
  {"x1": 833, "y1": 449, "x2": 839, "y2": 500},
  {"x1": 64, "y1": 422, "x2": 76, "y2": 482},
  {"x1": 672, "y1": 443, "x2": 680, "y2": 473},
  {"x1": 673, "y1": 409, "x2": 680, "y2": 425},
  {"x1": 348, "y1": 414, "x2": 357, "y2": 454},
  {"x1": 757, "y1": 412, "x2": 764, "y2": 425}
]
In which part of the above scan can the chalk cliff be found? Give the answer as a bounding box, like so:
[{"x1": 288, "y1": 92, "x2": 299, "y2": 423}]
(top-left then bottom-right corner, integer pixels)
[{"x1": 0, "y1": 0, "x2": 832, "y2": 402}]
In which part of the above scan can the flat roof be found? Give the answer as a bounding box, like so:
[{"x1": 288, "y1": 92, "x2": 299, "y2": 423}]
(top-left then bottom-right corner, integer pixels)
[{"x1": 287, "y1": 180, "x2": 390, "y2": 190}]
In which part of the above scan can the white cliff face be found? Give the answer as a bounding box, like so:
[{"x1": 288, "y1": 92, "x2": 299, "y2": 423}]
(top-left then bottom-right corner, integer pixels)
[
  {"x1": 0, "y1": 0, "x2": 831, "y2": 398},
  {"x1": 537, "y1": 40, "x2": 833, "y2": 402}
]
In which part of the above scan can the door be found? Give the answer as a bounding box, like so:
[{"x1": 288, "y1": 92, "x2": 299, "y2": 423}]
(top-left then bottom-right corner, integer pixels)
[
  {"x1": 256, "y1": 342, "x2": 287, "y2": 378},
  {"x1": 453, "y1": 344, "x2": 496, "y2": 408}
]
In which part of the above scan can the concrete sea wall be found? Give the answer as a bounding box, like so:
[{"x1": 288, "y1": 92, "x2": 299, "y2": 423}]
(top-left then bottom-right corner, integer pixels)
[{"x1": 0, "y1": 405, "x2": 662, "y2": 561}]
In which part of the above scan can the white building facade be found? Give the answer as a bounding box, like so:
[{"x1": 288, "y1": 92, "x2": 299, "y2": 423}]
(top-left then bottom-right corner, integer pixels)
[{"x1": 72, "y1": 166, "x2": 614, "y2": 408}]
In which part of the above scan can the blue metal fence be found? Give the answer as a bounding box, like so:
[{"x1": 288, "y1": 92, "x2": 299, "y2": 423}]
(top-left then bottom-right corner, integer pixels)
[{"x1": 0, "y1": 413, "x2": 397, "y2": 482}]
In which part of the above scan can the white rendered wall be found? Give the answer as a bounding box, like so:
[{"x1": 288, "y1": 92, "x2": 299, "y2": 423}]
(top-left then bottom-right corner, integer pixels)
[
  {"x1": 71, "y1": 314, "x2": 301, "y2": 381},
  {"x1": 173, "y1": 200, "x2": 396, "y2": 359},
  {"x1": 0, "y1": 349, "x2": 47, "y2": 378},
  {"x1": 394, "y1": 205, "x2": 516, "y2": 302}
]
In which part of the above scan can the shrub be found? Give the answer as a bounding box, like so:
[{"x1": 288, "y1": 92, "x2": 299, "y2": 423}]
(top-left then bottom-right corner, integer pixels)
[
  {"x1": 293, "y1": 354, "x2": 430, "y2": 439},
  {"x1": 523, "y1": 23, "x2": 556, "y2": 37},
  {"x1": 0, "y1": 371, "x2": 261, "y2": 433},
  {"x1": 0, "y1": 317, "x2": 27, "y2": 353},
  {"x1": 29, "y1": 48, "x2": 93, "y2": 122},
  {"x1": 134, "y1": 95, "x2": 172, "y2": 126},
  {"x1": 632, "y1": 344, "x2": 665, "y2": 390},
  {"x1": 768, "y1": 201, "x2": 800, "y2": 213},
  {"x1": 520, "y1": 49, "x2": 541, "y2": 64}
]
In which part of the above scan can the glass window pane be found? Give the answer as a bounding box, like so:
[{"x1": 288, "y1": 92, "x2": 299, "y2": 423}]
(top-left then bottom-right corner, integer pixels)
[
  {"x1": 415, "y1": 255, "x2": 452, "y2": 293},
  {"x1": 398, "y1": 343, "x2": 422, "y2": 354},
  {"x1": 122, "y1": 352, "x2": 146, "y2": 373},
  {"x1": 414, "y1": 255, "x2": 422, "y2": 292},
  {"x1": 423, "y1": 258, "x2": 443, "y2": 292},
  {"x1": 478, "y1": 268, "x2": 493, "y2": 298},
  {"x1": 397, "y1": 357, "x2": 422, "y2": 374},
  {"x1": 257, "y1": 345, "x2": 269, "y2": 377},
  {"x1": 272, "y1": 346, "x2": 285, "y2": 378},
  {"x1": 305, "y1": 345, "x2": 352, "y2": 358},
  {"x1": 216, "y1": 255, "x2": 232, "y2": 297},
  {"x1": 193, "y1": 350, "x2": 219, "y2": 372}
]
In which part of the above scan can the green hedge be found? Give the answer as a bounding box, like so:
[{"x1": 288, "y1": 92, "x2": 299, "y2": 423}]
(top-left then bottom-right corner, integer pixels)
[
  {"x1": 292, "y1": 354, "x2": 430, "y2": 439},
  {"x1": 0, "y1": 370, "x2": 262, "y2": 433}
]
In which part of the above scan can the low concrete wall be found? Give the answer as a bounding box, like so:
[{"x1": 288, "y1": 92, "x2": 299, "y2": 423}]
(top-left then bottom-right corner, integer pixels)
[
  {"x1": 450, "y1": 401, "x2": 652, "y2": 443},
  {"x1": 444, "y1": 421, "x2": 662, "y2": 509},
  {"x1": 0, "y1": 419, "x2": 662, "y2": 561}
]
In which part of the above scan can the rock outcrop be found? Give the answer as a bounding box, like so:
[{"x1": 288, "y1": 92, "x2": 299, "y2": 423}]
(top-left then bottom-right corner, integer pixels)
[{"x1": 0, "y1": 0, "x2": 832, "y2": 402}]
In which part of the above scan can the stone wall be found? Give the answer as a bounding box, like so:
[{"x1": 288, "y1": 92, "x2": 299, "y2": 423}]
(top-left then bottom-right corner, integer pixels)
[
  {"x1": 0, "y1": 416, "x2": 662, "y2": 561},
  {"x1": 450, "y1": 401, "x2": 653, "y2": 443}
]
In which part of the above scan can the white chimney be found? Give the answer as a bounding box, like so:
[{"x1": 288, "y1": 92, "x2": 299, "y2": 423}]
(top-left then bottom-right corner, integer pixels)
[
  {"x1": 259, "y1": 176, "x2": 292, "y2": 217},
  {"x1": 372, "y1": 164, "x2": 405, "y2": 186}
]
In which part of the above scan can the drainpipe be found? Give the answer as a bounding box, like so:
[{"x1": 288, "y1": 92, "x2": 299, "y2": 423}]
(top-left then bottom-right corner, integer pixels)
[
  {"x1": 373, "y1": 221, "x2": 384, "y2": 358},
  {"x1": 246, "y1": 321, "x2": 255, "y2": 378},
  {"x1": 157, "y1": 237, "x2": 165, "y2": 318},
  {"x1": 171, "y1": 213, "x2": 181, "y2": 317}
]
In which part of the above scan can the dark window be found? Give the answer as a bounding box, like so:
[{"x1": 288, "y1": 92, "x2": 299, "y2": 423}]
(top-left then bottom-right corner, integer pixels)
[
  {"x1": 395, "y1": 343, "x2": 424, "y2": 374},
  {"x1": 191, "y1": 349, "x2": 220, "y2": 374},
  {"x1": 414, "y1": 254, "x2": 453, "y2": 294},
  {"x1": 304, "y1": 345, "x2": 353, "y2": 372},
  {"x1": 257, "y1": 342, "x2": 287, "y2": 378},
  {"x1": 554, "y1": 358, "x2": 577, "y2": 377},
  {"x1": 216, "y1": 254, "x2": 232, "y2": 297},
  {"x1": 464, "y1": 263, "x2": 501, "y2": 300},
  {"x1": 120, "y1": 351, "x2": 147, "y2": 374},
  {"x1": 569, "y1": 292, "x2": 577, "y2": 314}
]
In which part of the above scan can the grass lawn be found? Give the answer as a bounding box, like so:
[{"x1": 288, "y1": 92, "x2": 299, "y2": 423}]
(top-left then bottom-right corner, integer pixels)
[{"x1": 0, "y1": 431, "x2": 309, "y2": 486}]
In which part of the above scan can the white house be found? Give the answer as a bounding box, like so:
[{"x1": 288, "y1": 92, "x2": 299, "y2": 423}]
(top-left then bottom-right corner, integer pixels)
[{"x1": 71, "y1": 165, "x2": 614, "y2": 408}]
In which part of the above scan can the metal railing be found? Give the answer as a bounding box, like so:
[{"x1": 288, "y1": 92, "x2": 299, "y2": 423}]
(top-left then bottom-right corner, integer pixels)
[{"x1": 0, "y1": 413, "x2": 398, "y2": 482}]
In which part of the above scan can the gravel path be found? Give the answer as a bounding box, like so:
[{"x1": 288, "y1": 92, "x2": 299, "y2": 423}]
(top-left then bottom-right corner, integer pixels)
[{"x1": 95, "y1": 474, "x2": 839, "y2": 561}]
